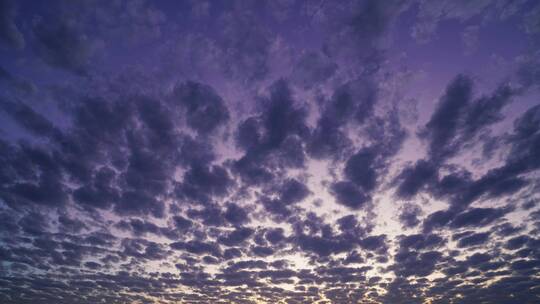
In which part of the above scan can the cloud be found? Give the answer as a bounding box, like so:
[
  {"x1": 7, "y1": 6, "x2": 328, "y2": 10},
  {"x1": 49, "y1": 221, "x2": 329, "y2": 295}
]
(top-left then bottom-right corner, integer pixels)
[
  {"x1": 175, "y1": 163, "x2": 233, "y2": 205},
  {"x1": 172, "y1": 81, "x2": 230, "y2": 135},
  {"x1": 308, "y1": 77, "x2": 383, "y2": 160},
  {"x1": 233, "y1": 79, "x2": 310, "y2": 185},
  {"x1": 217, "y1": 8, "x2": 272, "y2": 82},
  {"x1": 456, "y1": 231, "x2": 491, "y2": 247},
  {"x1": 411, "y1": 0, "x2": 492, "y2": 43},
  {"x1": 262, "y1": 178, "x2": 310, "y2": 217},
  {"x1": 395, "y1": 75, "x2": 519, "y2": 205},
  {"x1": 114, "y1": 190, "x2": 165, "y2": 218},
  {"x1": 420, "y1": 75, "x2": 515, "y2": 161},
  {"x1": 330, "y1": 181, "x2": 370, "y2": 209},
  {"x1": 33, "y1": 18, "x2": 91, "y2": 74},
  {"x1": 449, "y1": 207, "x2": 510, "y2": 229},
  {"x1": 291, "y1": 51, "x2": 337, "y2": 88},
  {"x1": 0, "y1": 0, "x2": 24, "y2": 49},
  {"x1": 265, "y1": 228, "x2": 285, "y2": 244},
  {"x1": 399, "y1": 233, "x2": 445, "y2": 250},
  {"x1": 398, "y1": 203, "x2": 422, "y2": 228},
  {"x1": 422, "y1": 74, "x2": 474, "y2": 160},
  {"x1": 223, "y1": 203, "x2": 249, "y2": 225},
  {"x1": 1, "y1": 1, "x2": 540, "y2": 303},
  {"x1": 170, "y1": 240, "x2": 221, "y2": 258},
  {"x1": 395, "y1": 160, "x2": 437, "y2": 198},
  {"x1": 218, "y1": 227, "x2": 254, "y2": 247}
]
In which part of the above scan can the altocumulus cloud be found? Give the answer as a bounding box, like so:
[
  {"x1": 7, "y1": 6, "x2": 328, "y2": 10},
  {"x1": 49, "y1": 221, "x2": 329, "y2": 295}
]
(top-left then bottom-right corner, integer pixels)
[{"x1": 0, "y1": 0, "x2": 540, "y2": 303}]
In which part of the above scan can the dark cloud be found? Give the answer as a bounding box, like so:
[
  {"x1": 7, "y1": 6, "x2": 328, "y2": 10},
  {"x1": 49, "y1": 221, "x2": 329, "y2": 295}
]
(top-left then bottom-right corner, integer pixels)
[
  {"x1": 399, "y1": 203, "x2": 422, "y2": 228},
  {"x1": 399, "y1": 233, "x2": 445, "y2": 251},
  {"x1": 265, "y1": 228, "x2": 285, "y2": 244},
  {"x1": 172, "y1": 215, "x2": 193, "y2": 230},
  {"x1": 423, "y1": 209, "x2": 455, "y2": 232},
  {"x1": 432, "y1": 169, "x2": 472, "y2": 198},
  {"x1": 18, "y1": 212, "x2": 48, "y2": 236},
  {"x1": 344, "y1": 148, "x2": 378, "y2": 191},
  {"x1": 73, "y1": 166, "x2": 119, "y2": 210},
  {"x1": 395, "y1": 160, "x2": 437, "y2": 198},
  {"x1": 331, "y1": 109, "x2": 406, "y2": 208},
  {"x1": 33, "y1": 18, "x2": 91, "y2": 74},
  {"x1": 175, "y1": 163, "x2": 232, "y2": 205},
  {"x1": 308, "y1": 79, "x2": 377, "y2": 159},
  {"x1": 217, "y1": 9, "x2": 272, "y2": 82},
  {"x1": 330, "y1": 181, "x2": 370, "y2": 209},
  {"x1": 291, "y1": 51, "x2": 337, "y2": 88},
  {"x1": 0, "y1": 211, "x2": 19, "y2": 235},
  {"x1": 0, "y1": 66, "x2": 36, "y2": 95},
  {"x1": 296, "y1": 233, "x2": 355, "y2": 257},
  {"x1": 279, "y1": 178, "x2": 310, "y2": 205},
  {"x1": 505, "y1": 235, "x2": 531, "y2": 250},
  {"x1": 122, "y1": 238, "x2": 168, "y2": 260},
  {"x1": 359, "y1": 234, "x2": 387, "y2": 252},
  {"x1": 252, "y1": 245, "x2": 274, "y2": 257},
  {"x1": 422, "y1": 74, "x2": 473, "y2": 160},
  {"x1": 396, "y1": 76, "x2": 517, "y2": 201},
  {"x1": 423, "y1": 206, "x2": 510, "y2": 234},
  {"x1": 1, "y1": 1, "x2": 539, "y2": 303},
  {"x1": 262, "y1": 178, "x2": 310, "y2": 218},
  {"x1": 218, "y1": 227, "x2": 254, "y2": 247},
  {"x1": 392, "y1": 250, "x2": 443, "y2": 277},
  {"x1": 323, "y1": 0, "x2": 402, "y2": 66},
  {"x1": 426, "y1": 77, "x2": 515, "y2": 160},
  {"x1": 517, "y1": 53, "x2": 540, "y2": 88},
  {"x1": 172, "y1": 81, "x2": 230, "y2": 135},
  {"x1": 449, "y1": 207, "x2": 510, "y2": 229},
  {"x1": 186, "y1": 206, "x2": 226, "y2": 227},
  {"x1": 116, "y1": 218, "x2": 162, "y2": 237},
  {"x1": 234, "y1": 79, "x2": 310, "y2": 185},
  {"x1": 461, "y1": 84, "x2": 515, "y2": 139},
  {"x1": 0, "y1": 100, "x2": 60, "y2": 138},
  {"x1": 0, "y1": 0, "x2": 24, "y2": 49},
  {"x1": 114, "y1": 190, "x2": 164, "y2": 218},
  {"x1": 58, "y1": 214, "x2": 86, "y2": 233},
  {"x1": 456, "y1": 231, "x2": 491, "y2": 248},
  {"x1": 445, "y1": 104, "x2": 540, "y2": 209},
  {"x1": 2, "y1": 145, "x2": 67, "y2": 208},
  {"x1": 170, "y1": 240, "x2": 221, "y2": 258},
  {"x1": 239, "y1": 80, "x2": 309, "y2": 153},
  {"x1": 223, "y1": 203, "x2": 249, "y2": 225}
]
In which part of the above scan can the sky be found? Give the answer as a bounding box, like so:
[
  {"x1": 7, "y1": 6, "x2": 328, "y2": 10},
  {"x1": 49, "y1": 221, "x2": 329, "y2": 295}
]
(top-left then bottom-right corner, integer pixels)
[{"x1": 0, "y1": 0, "x2": 540, "y2": 303}]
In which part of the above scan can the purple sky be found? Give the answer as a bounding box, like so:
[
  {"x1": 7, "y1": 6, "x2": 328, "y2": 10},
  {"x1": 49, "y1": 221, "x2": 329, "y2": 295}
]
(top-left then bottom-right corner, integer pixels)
[{"x1": 1, "y1": 1, "x2": 540, "y2": 303}]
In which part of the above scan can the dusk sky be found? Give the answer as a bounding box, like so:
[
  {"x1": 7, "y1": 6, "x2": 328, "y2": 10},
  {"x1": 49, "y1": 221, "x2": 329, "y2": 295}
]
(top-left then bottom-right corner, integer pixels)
[{"x1": 1, "y1": 0, "x2": 540, "y2": 303}]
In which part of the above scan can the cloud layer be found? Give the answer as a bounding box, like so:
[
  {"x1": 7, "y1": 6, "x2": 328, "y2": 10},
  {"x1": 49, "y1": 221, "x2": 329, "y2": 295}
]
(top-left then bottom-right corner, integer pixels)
[{"x1": 0, "y1": 0, "x2": 539, "y2": 303}]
